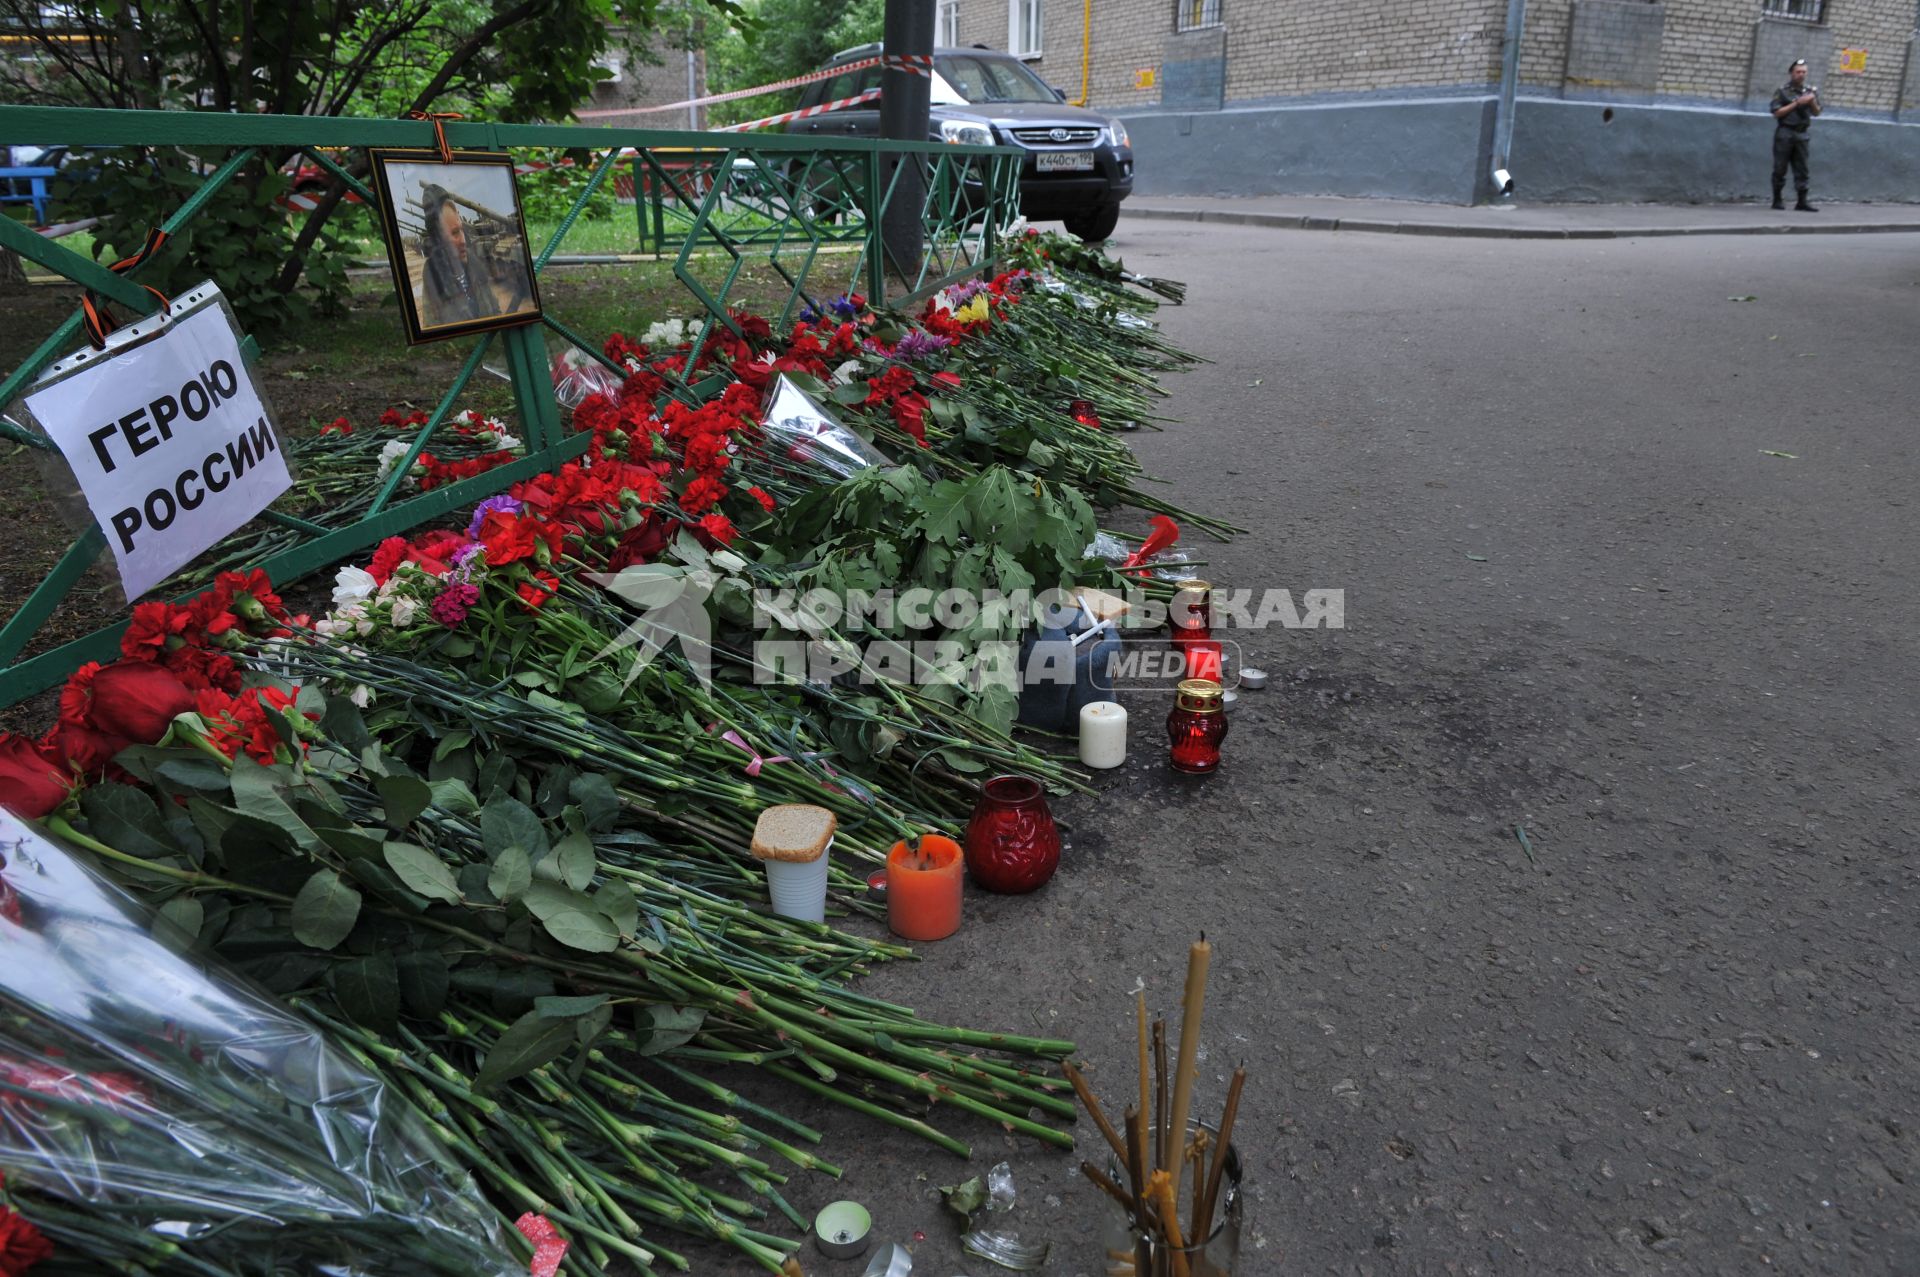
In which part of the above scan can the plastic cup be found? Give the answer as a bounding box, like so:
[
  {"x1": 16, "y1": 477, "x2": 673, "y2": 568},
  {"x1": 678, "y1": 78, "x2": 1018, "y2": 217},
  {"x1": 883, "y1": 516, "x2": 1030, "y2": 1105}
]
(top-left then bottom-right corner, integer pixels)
[{"x1": 764, "y1": 836, "x2": 831, "y2": 922}]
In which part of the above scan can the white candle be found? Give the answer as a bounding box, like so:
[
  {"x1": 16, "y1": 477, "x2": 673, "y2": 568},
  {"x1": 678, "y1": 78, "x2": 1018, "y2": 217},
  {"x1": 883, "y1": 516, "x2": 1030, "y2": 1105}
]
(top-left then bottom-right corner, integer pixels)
[{"x1": 1078, "y1": 701, "x2": 1128, "y2": 769}]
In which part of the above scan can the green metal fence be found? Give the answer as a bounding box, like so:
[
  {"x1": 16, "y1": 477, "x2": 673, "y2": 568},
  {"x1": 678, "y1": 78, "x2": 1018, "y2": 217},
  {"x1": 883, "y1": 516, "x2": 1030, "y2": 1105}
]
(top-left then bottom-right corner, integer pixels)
[{"x1": 0, "y1": 106, "x2": 1023, "y2": 706}]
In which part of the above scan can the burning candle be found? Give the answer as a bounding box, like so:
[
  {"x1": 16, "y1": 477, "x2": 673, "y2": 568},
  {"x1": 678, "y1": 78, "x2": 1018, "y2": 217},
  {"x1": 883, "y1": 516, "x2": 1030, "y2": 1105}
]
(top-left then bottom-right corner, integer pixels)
[
  {"x1": 1078, "y1": 701, "x2": 1128, "y2": 769},
  {"x1": 1069, "y1": 398, "x2": 1102, "y2": 429},
  {"x1": 885, "y1": 834, "x2": 964, "y2": 942}
]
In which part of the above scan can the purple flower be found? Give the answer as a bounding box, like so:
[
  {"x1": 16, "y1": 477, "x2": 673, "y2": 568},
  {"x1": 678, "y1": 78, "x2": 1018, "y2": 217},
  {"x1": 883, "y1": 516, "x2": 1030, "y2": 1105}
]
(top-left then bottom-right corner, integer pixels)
[
  {"x1": 465, "y1": 494, "x2": 523, "y2": 539},
  {"x1": 948, "y1": 278, "x2": 989, "y2": 305},
  {"x1": 430, "y1": 582, "x2": 481, "y2": 627},
  {"x1": 892, "y1": 329, "x2": 952, "y2": 363}
]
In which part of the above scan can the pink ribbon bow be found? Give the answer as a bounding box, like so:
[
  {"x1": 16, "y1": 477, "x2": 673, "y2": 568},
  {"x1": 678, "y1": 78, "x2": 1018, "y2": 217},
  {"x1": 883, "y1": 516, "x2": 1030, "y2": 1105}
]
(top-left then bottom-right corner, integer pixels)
[
  {"x1": 515, "y1": 1213, "x2": 568, "y2": 1277},
  {"x1": 711, "y1": 725, "x2": 793, "y2": 778}
]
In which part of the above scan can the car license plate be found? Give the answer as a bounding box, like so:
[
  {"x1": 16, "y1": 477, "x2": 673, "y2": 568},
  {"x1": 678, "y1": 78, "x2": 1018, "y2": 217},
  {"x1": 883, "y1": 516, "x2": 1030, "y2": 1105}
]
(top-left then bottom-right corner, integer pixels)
[{"x1": 1036, "y1": 151, "x2": 1095, "y2": 173}]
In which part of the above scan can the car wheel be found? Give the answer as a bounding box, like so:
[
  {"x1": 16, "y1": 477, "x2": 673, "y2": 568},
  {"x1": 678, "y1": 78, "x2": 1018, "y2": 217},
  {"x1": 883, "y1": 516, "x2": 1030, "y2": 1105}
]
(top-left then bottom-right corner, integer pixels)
[{"x1": 1063, "y1": 203, "x2": 1120, "y2": 243}]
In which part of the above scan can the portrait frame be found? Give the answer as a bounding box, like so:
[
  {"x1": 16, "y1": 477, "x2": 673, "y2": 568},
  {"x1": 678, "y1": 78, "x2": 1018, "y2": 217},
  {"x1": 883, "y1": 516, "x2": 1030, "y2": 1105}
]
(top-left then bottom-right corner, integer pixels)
[{"x1": 368, "y1": 148, "x2": 544, "y2": 346}]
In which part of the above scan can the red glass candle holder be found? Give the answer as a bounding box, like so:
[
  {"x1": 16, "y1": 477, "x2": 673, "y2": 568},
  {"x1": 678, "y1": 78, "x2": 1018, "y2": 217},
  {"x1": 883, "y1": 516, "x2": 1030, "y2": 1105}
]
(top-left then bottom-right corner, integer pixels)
[
  {"x1": 1171, "y1": 578, "x2": 1212, "y2": 637},
  {"x1": 963, "y1": 776, "x2": 1061, "y2": 893},
  {"x1": 1167, "y1": 679, "x2": 1229, "y2": 774},
  {"x1": 1176, "y1": 636, "x2": 1223, "y2": 683},
  {"x1": 1069, "y1": 399, "x2": 1102, "y2": 429}
]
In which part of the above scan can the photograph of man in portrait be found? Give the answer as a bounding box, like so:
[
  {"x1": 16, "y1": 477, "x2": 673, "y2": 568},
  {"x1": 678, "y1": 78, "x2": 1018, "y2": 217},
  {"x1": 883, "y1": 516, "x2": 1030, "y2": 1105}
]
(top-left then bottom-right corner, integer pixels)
[{"x1": 370, "y1": 151, "x2": 541, "y2": 344}]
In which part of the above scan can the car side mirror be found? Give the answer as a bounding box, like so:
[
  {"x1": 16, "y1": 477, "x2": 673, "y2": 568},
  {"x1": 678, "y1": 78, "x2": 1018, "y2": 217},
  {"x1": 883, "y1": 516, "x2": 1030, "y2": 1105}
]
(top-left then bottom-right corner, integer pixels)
[{"x1": 1050, "y1": 84, "x2": 1067, "y2": 101}]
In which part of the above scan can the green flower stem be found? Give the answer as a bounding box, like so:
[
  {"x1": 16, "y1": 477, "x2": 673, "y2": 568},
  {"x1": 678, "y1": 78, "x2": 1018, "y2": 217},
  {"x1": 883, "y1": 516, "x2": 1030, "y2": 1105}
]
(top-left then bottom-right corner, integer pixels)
[{"x1": 760, "y1": 1061, "x2": 971, "y2": 1158}]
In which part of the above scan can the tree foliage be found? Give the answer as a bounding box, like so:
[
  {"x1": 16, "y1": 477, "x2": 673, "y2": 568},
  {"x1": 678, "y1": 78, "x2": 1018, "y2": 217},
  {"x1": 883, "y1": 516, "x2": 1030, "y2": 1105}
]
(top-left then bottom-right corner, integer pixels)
[
  {"x1": 699, "y1": 0, "x2": 885, "y2": 126},
  {"x1": 0, "y1": 0, "x2": 720, "y2": 330}
]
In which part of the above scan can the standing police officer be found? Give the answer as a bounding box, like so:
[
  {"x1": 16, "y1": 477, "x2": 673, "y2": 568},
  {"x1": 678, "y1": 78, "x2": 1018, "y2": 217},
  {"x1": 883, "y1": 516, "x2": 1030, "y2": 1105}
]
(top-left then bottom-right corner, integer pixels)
[{"x1": 1769, "y1": 58, "x2": 1820, "y2": 212}]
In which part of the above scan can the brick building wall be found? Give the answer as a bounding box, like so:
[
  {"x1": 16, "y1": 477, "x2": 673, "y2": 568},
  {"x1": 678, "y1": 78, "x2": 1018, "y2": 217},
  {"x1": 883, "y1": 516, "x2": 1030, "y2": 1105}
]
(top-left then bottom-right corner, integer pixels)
[
  {"x1": 947, "y1": 0, "x2": 1506, "y2": 107},
  {"x1": 944, "y1": 0, "x2": 1918, "y2": 114}
]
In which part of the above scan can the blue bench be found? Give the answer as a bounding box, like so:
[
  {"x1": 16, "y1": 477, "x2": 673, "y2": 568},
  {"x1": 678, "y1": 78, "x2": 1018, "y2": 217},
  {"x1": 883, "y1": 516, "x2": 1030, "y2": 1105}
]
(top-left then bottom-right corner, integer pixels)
[{"x1": 0, "y1": 167, "x2": 59, "y2": 226}]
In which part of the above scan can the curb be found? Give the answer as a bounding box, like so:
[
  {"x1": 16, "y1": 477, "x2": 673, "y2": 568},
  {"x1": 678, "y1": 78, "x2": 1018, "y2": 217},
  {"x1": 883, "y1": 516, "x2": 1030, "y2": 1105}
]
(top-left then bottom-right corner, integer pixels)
[{"x1": 1124, "y1": 205, "x2": 1920, "y2": 240}]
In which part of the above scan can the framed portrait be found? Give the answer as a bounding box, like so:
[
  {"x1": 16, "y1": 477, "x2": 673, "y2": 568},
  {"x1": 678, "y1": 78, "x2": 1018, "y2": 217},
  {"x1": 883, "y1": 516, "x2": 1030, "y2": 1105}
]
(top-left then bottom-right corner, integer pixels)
[{"x1": 368, "y1": 149, "x2": 543, "y2": 345}]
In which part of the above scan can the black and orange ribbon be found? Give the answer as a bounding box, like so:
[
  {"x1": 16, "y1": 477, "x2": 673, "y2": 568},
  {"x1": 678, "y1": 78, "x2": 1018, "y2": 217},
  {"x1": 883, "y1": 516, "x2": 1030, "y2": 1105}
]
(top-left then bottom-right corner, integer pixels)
[
  {"x1": 406, "y1": 110, "x2": 465, "y2": 163},
  {"x1": 79, "y1": 226, "x2": 172, "y2": 350}
]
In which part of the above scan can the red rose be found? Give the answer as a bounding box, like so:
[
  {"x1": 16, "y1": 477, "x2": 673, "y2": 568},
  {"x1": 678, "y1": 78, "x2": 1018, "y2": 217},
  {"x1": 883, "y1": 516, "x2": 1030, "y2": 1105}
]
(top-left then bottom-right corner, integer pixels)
[
  {"x1": 87, "y1": 661, "x2": 194, "y2": 744},
  {"x1": 0, "y1": 735, "x2": 71, "y2": 819},
  {"x1": 0, "y1": 1200, "x2": 53, "y2": 1274}
]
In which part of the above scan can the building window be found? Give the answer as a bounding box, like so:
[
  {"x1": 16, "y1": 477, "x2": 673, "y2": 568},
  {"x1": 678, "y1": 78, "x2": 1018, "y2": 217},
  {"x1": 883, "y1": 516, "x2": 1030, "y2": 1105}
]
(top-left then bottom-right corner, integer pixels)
[
  {"x1": 939, "y1": 0, "x2": 959, "y2": 45},
  {"x1": 1175, "y1": 0, "x2": 1222, "y2": 32},
  {"x1": 1009, "y1": 0, "x2": 1042, "y2": 58},
  {"x1": 1760, "y1": 0, "x2": 1825, "y2": 21}
]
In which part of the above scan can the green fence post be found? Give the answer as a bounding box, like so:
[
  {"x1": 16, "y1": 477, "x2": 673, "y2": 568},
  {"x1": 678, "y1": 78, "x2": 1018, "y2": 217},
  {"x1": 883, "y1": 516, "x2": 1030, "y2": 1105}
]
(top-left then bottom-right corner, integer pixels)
[{"x1": 501, "y1": 323, "x2": 562, "y2": 455}]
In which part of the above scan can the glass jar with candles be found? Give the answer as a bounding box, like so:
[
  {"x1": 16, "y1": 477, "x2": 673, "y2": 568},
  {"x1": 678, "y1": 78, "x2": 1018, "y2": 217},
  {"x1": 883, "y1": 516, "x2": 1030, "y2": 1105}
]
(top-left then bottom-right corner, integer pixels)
[{"x1": 1166, "y1": 679, "x2": 1229, "y2": 774}]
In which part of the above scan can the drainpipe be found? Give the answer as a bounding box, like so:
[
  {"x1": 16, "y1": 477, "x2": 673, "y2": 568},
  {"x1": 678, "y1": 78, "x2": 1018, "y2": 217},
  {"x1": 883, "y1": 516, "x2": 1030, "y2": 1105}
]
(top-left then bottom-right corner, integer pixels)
[
  {"x1": 1074, "y1": 0, "x2": 1092, "y2": 105},
  {"x1": 1489, "y1": 0, "x2": 1526, "y2": 197}
]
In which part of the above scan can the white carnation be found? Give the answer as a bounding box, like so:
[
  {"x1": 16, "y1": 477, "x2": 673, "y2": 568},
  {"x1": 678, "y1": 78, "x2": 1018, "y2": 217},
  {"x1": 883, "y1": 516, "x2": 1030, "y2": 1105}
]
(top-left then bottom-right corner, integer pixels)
[{"x1": 331, "y1": 566, "x2": 377, "y2": 607}]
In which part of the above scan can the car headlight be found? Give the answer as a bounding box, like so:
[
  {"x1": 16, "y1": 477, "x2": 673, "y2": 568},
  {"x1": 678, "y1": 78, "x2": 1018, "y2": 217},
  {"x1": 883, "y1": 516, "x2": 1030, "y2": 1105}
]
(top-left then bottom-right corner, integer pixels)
[
  {"x1": 1107, "y1": 119, "x2": 1130, "y2": 149},
  {"x1": 939, "y1": 120, "x2": 994, "y2": 147}
]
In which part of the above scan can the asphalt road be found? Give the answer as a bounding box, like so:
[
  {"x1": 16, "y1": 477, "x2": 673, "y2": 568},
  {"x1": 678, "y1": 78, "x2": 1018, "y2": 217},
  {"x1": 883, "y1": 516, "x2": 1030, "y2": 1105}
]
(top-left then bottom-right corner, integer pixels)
[{"x1": 755, "y1": 220, "x2": 1920, "y2": 1277}]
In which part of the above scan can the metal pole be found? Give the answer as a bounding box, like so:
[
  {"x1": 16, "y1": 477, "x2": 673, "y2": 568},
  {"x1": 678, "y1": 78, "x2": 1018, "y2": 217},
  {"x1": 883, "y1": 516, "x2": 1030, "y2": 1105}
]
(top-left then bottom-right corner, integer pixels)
[
  {"x1": 1489, "y1": 0, "x2": 1526, "y2": 197},
  {"x1": 880, "y1": 0, "x2": 933, "y2": 283}
]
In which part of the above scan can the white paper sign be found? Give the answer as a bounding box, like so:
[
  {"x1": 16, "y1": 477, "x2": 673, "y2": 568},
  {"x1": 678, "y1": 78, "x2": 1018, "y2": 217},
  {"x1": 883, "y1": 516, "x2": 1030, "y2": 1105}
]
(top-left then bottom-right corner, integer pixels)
[{"x1": 25, "y1": 298, "x2": 291, "y2": 601}]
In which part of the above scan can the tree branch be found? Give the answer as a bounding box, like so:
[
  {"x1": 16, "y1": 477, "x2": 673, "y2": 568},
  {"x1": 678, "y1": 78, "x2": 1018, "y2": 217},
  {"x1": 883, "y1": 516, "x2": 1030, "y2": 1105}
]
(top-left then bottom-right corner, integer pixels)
[{"x1": 404, "y1": 0, "x2": 543, "y2": 113}]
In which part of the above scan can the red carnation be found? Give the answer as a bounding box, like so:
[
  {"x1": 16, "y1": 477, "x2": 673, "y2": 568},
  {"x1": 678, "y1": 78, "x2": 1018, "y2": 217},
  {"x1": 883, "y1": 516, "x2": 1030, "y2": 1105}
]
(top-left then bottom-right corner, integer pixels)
[
  {"x1": 0, "y1": 1197, "x2": 53, "y2": 1274},
  {"x1": 747, "y1": 486, "x2": 776, "y2": 513},
  {"x1": 0, "y1": 735, "x2": 72, "y2": 819},
  {"x1": 678, "y1": 475, "x2": 727, "y2": 516},
  {"x1": 367, "y1": 536, "x2": 409, "y2": 585},
  {"x1": 87, "y1": 661, "x2": 194, "y2": 744},
  {"x1": 38, "y1": 720, "x2": 127, "y2": 780},
  {"x1": 121, "y1": 602, "x2": 191, "y2": 661},
  {"x1": 696, "y1": 513, "x2": 737, "y2": 546}
]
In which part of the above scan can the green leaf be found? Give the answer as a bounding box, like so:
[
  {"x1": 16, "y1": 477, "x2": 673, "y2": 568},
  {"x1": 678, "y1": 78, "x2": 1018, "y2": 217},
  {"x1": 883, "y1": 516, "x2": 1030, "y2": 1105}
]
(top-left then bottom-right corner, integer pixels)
[
  {"x1": 80, "y1": 785, "x2": 176, "y2": 861},
  {"x1": 331, "y1": 955, "x2": 400, "y2": 1031},
  {"x1": 475, "y1": 1008, "x2": 578, "y2": 1092},
  {"x1": 153, "y1": 758, "x2": 234, "y2": 793},
  {"x1": 568, "y1": 774, "x2": 622, "y2": 832},
  {"x1": 377, "y1": 775, "x2": 433, "y2": 828},
  {"x1": 541, "y1": 905, "x2": 620, "y2": 953},
  {"x1": 427, "y1": 777, "x2": 480, "y2": 817},
  {"x1": 397, "y1": 950, "x2": 451, "y2": 1018},
  {"x1": 536, "y1": 993, "x2": 611, "y2": 1018},
  {"x1": 576, "y1": 1004, "x2": 614, "y2": 1048},
  {"x1": 488, "y1": 846, "x2": 533, "y2": 902},
  {"x1": 290, "y1": 869, "x2": 361, "y2": 949},
  {"x1": 229, "y1": 756, "x2": 319, "y2": 850},
  {"x1": 481, "y1": 795, "x2": 548, "y2": 862},
  {"x1": 592, "y1": 881, "x2": 639, "y2": 936},
  {"x1": 553, "y1": 831, "x2": 597, "y2": 891},
  {"x1": 520, "y1": 880, "x2": 591, "y2": 920},
  {"x1": 639, "y1": 1005, "x2": 706, "y2": 1056},
  {"x1": 154, "y1": 895, "x2": 204, "y2": 944},
  {"x1": 433, "y1": 730, "x2": 474, "y2": 761},
  {"x1": 916, "y1": 478, "x2": 971, "y2": 546},
  {"x1": 382, "y1": 843, "x2": 461, "y2": 904}
]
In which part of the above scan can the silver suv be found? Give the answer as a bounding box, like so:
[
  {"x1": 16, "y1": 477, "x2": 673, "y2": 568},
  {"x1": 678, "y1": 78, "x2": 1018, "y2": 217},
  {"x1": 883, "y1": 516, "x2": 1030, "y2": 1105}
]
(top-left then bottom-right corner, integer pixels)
[{"x1": 786, "y1": 43, "x2": 1134, "y2": 242}]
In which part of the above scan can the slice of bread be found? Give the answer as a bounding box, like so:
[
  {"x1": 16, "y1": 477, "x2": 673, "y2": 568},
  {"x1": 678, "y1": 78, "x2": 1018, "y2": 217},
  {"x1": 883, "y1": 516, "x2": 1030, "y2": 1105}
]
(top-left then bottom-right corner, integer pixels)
[{"x1": 750, "y1": 804, "x2": 837, "y2": 863}]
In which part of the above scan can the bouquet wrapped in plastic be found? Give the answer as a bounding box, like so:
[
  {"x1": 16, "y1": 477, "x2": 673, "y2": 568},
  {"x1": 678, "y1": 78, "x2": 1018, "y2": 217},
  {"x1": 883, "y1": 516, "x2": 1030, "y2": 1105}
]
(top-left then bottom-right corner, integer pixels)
[
  {"x1": 0, "y1": 811, "x2": 519, "y2": 1277},
  {"x1": 759, "y1": 374, "x2": 891, "y2": 480}
]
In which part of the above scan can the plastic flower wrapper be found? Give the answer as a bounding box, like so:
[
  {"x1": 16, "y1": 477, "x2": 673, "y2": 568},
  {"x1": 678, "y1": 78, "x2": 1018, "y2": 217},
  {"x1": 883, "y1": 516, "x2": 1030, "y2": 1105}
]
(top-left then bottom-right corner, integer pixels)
[
  {"x1": 548, "y1": 346, "x2": 627, "y2": 412},
  {"x1": 0, "y1": 811, "x2": 518, "y2": 1277},
  {"x1": 760, "y1": 373, "x2": 891, "y2": 480}
]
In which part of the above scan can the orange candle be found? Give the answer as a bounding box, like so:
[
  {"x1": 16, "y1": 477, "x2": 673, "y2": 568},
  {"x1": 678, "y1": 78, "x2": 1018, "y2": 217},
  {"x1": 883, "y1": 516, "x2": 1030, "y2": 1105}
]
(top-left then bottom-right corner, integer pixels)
[{"x1": 885, "y1": 835, "x2": 964, "y2": 942}]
